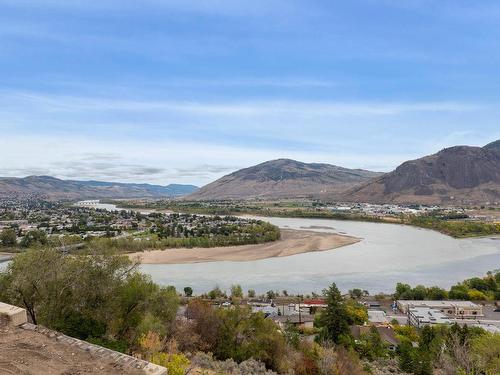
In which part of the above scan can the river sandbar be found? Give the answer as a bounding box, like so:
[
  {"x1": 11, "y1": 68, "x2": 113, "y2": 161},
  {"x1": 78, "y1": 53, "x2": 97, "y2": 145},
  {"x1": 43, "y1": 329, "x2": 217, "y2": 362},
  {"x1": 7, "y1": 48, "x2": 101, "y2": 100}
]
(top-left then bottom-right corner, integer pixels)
[{"x1": 129, "y1": 229, "x2": 360, "y2": 264}]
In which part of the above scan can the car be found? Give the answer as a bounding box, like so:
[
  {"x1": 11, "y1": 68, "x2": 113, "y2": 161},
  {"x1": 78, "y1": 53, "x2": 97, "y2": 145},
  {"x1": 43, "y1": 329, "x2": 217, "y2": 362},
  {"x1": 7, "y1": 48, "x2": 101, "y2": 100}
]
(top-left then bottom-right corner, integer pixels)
[{"x1": 494, "y1": 308, "x2": 500, "y2": 313}]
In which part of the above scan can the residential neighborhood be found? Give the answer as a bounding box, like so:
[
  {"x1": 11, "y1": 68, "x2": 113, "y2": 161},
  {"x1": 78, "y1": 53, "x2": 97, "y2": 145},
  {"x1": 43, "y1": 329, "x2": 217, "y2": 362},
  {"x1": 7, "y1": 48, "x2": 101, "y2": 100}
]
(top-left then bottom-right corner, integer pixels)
[{"x1": 0, "y1": 197, "x2": 276, "y2": 248}]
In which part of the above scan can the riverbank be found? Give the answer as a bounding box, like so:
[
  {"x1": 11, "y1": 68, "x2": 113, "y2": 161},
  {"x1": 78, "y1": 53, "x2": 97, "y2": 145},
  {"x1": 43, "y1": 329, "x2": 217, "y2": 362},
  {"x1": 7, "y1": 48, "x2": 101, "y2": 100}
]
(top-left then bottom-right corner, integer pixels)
[
  {"x1": 129, "y1": 229, "x2": 360, "y2": 264},
  {"x1": 115, "y1": 202, "x2": 500, "y2": 238}
]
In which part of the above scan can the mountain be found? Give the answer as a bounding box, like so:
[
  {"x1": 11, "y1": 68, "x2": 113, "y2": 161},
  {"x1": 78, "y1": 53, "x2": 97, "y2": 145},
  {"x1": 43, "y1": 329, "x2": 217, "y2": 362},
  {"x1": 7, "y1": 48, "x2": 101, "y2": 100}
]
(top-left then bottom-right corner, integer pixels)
[
  {"x1": 344, "y1": 140, "x2": 500, "y2": 205},
  {"x1": 483, "y1": 139, "x2": 500, "y2": 152},
  {"x1": 0, "y1": 176, "x2": 199, "y2": 200},
  {"x1": 187, "y1": 159, "x2": 383, "y2": 200}
]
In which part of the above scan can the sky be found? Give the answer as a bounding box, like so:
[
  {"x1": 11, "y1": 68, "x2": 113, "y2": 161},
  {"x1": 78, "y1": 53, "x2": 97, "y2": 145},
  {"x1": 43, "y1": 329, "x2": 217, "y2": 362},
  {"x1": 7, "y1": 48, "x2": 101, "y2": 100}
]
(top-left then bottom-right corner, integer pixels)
[{"x1": 0, "y1": 0, "x2": 499, "y2": 186}]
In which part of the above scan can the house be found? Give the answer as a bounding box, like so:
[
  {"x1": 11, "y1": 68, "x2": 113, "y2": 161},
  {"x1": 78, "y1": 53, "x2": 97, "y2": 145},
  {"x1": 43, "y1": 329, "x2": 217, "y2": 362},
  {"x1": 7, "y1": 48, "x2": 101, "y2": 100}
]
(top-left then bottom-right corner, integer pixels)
[
  {"x1": 271, "y1": 314, "x2": 315, "y2": 329},
  {"x1": 294, "y1": 299, "x2": 328, "y2": 314},
  {"x1": 397, "y1": 300, "x2": 483, "y2": 319},
  {"x1": 251, "y1": 305, "x2": 279, "y2": 317},
  {"x1": 363, "y1": 301, "x2": 382, "y2": 309},
  {"x1": 350, "y1": 325, "x2": 400, "y2": 351},
  {"x1": 368, "y1": 310, "x2": 388, "y2": 324}
]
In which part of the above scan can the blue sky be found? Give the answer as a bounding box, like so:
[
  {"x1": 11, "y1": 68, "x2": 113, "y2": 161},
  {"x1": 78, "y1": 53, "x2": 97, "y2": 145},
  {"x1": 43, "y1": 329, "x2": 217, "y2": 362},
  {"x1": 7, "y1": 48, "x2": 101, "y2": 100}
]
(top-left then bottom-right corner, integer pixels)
[{"x1": 0, "y1": 0, "x2": 499, "y2": 185}]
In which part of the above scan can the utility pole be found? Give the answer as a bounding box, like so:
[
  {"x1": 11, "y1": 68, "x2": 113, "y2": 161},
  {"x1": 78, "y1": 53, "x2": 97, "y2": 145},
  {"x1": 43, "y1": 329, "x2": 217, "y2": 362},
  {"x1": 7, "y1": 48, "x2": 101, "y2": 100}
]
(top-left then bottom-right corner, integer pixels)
[{"x1": 298, "y1": 297, "x2": 302, "y2": 325}]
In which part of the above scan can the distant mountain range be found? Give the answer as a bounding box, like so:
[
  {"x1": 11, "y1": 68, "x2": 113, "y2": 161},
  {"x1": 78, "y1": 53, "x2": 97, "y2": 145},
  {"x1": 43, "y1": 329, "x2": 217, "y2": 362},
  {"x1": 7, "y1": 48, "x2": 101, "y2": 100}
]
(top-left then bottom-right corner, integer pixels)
[
  {"x1": 2, "y1": 139, "x2": 499, "y2": 205},
  {"x1": 187, "y1": 159, "x2": 383, "y2": 200},
  {"x1": 0, "y1": 176, "x2": 198, "y2": 200},
  {"x1": 188, "y1": 140, "x2": 500, "y2": 205},
  {"x1": 343, "y1": 140, "x2": 500, "y2": 205}
]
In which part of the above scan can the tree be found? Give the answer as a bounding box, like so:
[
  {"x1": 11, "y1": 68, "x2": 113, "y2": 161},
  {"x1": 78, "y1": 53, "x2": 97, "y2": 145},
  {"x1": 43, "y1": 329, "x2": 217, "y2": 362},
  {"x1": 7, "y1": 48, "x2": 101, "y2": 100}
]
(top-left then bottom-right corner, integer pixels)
[
  {"x1": 183, "y1": 286, "x2": 193, "y2": 297},
  {"x1": 355, "y1": 326, "x2": 387, "y2": 361},
  {"x1": 466, "y1": 277, "x2": 490, "y2": 292},
  {"x1": 20, "y1": 229, "x2": 47, "y2": 248},
  {"x1": 184, "y1": 299, "x2": 220, "y2": 352},
  {"x1": 0, "y1": 248, "x2": 178, "y2": 352},
  {"x1": 208, "y1": 286, "x2": 226, "y2": 300},
  {"x1": 247, "y1": 289, "x2": 256, "y2": 298},
  {"x1": 0, "y1": 228, "x2": 17, "y2": 247},
  {"x1": 467, "y1": 289, "x2": 488, "y2": 301},
  {"x1": 151, "y1": 353, "x2": 190, "y2": 375},
  {"x1": 349, "y1": 288, "x2": 363, "y2": 299},
  {"x1": 316, "y1": 283, "x2": 350, "y2": 344},
  {"x1": 344, "y1": 300, "x2": 368, "y2": 325},
  {"x1": 395, "y1": 283, "x2": 413, "y2": 299},
  {"x1": 426, "y1": 286, "x2": 447, "y2": 300},
  {"x1": 449, "y1": 284, "x2": 469, "y2": 300},
  {"x1": 397, "y1": 341, "x2": 415, "y2": 373},
  {"x1": 471, "y1": 333, "x2": 500, "y2": 374},
  {"x1": 412, "y1": 285, "x2": 427, "y2": 300},
  {"x1": 397, "y1": 341, "x2": 432, "y2": 375},
  {"x1": 283, "y1": 323, "x2": 300, "y2": 349},
  {"x1": 214, "y1": 307, "x2": 286, "y2": 371},
  {"x1": 230, "y1": 284, "x2": 243, "y2": 299},
  {"x1": 266, "y1": 290, "x2": 277, "y2": 300}
]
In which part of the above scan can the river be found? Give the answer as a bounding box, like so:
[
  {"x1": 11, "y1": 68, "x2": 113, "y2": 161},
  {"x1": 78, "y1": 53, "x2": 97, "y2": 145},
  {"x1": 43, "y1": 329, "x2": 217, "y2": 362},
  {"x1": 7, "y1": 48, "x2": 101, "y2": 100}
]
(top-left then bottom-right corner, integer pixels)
[
  {"x1": 140, "y1": 216, "x2": 500, "y2": 294},
  {"x1": 3, "y1": 202, "x2": 499, "y2": 295}
]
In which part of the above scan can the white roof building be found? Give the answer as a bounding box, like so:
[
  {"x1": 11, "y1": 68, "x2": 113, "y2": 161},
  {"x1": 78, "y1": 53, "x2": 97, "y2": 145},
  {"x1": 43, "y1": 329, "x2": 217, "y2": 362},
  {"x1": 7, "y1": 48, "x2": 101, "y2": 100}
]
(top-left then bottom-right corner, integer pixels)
[
  {"x1": 408, "y1": 307, "x2": 452, "y2": 327},
  {"x1": 368, "y1": 310, "x2": 388, "y2": 323},
  {"x1": 397, "y1": 300, "x2": 483, "y2": 318}
]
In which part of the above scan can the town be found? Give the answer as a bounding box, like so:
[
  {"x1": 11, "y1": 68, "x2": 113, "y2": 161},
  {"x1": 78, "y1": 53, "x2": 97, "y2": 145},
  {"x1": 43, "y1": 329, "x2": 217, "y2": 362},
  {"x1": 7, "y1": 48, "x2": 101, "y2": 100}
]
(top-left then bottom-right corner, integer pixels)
[
  {"x1": 0, "y1": 197, "x2": 280, "y2": 252},
  {"x1": 117, "y1": 198, "x2": 500, "y2": 223}
]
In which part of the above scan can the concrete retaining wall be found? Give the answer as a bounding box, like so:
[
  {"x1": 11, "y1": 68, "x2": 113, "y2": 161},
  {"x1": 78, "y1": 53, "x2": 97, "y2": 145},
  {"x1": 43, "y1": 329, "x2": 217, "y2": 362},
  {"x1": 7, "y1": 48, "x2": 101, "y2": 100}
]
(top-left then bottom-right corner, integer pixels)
[{"x1": 0, "y1": 302, "x2": 28, "y2": 326}]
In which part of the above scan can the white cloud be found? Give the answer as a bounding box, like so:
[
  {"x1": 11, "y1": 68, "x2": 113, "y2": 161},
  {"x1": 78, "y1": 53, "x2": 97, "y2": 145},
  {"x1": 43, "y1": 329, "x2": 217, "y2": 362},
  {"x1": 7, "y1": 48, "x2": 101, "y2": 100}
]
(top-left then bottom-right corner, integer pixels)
[
  {"x1": 0, "y1": 91, "x2": 496, "y2": 185},
  {"x1": 0, "y1": 91, "x2": 481, "y2": 117},
  {"x1": 0, "y1": 133, "x2": 412, "y2": 185}
]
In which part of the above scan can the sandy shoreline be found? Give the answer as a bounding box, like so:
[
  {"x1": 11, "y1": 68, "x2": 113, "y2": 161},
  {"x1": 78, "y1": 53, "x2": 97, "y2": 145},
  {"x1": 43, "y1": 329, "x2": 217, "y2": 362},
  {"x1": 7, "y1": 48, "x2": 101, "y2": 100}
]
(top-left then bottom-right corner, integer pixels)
[{"x1": 128, "y1": 229, "x2": 361, "y2": 264}]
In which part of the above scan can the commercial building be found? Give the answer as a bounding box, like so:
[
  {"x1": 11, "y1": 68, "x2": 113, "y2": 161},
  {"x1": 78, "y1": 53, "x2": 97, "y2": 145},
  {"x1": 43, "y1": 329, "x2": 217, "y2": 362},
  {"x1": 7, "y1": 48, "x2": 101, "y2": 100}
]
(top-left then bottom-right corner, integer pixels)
[
  {"x1": 408, "y1": 307, "x2": 452, "y2": 327},
  {"x1": 397, "y1": 300, "x2": 483, "y2": 319}
]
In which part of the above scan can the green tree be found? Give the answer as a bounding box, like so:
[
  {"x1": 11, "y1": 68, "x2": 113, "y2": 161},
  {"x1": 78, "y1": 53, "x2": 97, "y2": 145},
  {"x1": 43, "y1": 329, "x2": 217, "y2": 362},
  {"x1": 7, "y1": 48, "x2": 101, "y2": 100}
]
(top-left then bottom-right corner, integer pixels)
[
  {"x1": 266, "y1": 290, "x2": 277, "y2": 300},
  {"x1": 214, "y1": 307, "x2": 286, "y2": 371},
  {"x1": 471, "y1": 333, "x2": 500, "y2": 374},
  {"x1": 355, "y1": 326, "x2": 387, "y2": 361},
  {"x1": 184, "y1": 286, "x2": 193, "y2": 297},
  {"x1": 230, "y1": 284, "x2": 243, "y2": 299},
  {"x1": 0, "y1": 228, "x2": 17, "y2": 247},
  {"x1": 397, "y1": 340, "x2": 432, "y2": 375},
  {"x1": 345, "y1": 299, "x2": 368, "y2": 325},
  {"x1": 349, "y1": 288, "x2": 363, "y2": 299},
  {"x1": 208, "y1": 286, "x2": 226, "y2": 300},
  {"x1": 395, "y1": 283, "x2": 413, "y2": 299},
  {"x1": 0, "y1": 248, "x2": 178, "y2": 352},
  {"x1": 247, "y1": 289, "x2": 256, "y2": 298},
  {"x1": 397, "y1": 341, "x2": 415, "y2": 372},
  {"x1": 283, "y1": 323, "x2": 300, "y2": 349},
  {"x1": 467, "y1": 277, "x2": 490, "y2": 292},
  {"x1": 316, "y1": 282, "x2": 350, "y2": 344},
  {"x1": 151, "y1": 353, "x2": 190, "y2": 375},
  {"x1": 467, "y1": 289, "x2": 488, "y2": 301},
  {"x1": 426, "y1": 286, "x2": 447, "y2": 300},
  {"x1": 20, "y1": 230, "x2": 48, "y2": 248},
  {"x1": 448, "y1": 284, "x2": 469, "y2": 300},
  {"x1": 412, "y1": 285, "x2": 427, "y2": 300}
]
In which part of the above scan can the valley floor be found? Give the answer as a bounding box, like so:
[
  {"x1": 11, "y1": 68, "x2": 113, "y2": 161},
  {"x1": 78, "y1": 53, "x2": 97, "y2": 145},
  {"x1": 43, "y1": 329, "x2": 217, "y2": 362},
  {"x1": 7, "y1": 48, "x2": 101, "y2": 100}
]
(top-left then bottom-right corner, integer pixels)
[{"x1": 128, "y1": 229, "x2": 360, "y2": 264}]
